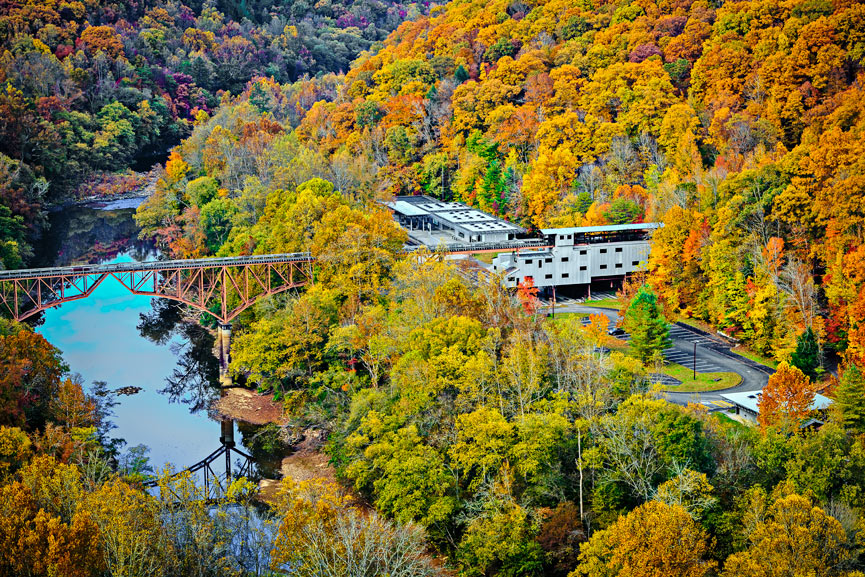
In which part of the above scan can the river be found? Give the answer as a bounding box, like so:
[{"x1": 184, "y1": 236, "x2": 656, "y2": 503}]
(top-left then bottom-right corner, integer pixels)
[{"x1": 29, "y1": 198, "x2": 278, "y2": 477}]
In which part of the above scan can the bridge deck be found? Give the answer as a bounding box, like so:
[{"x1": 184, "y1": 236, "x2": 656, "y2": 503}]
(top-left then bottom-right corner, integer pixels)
[
  {"x1": 0, "y1": 252, "x2": 314, "y2": 280},
  {"x1": 0, "y1": 239, "x2": 550, "y2": 280}
]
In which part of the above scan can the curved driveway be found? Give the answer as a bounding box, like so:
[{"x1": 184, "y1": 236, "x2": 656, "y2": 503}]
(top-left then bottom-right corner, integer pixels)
[{"x1": 551, "y1": 304, "x2": 772, "y2": 409}]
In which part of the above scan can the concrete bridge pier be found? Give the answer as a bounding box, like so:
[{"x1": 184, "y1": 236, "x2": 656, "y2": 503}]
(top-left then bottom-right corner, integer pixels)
[
  {"x1": 220, "y1": 419, "x2": 235, "y2": 480},
  {"x1": 217, "y1": 323, "x2": 232, "y2": 388}
]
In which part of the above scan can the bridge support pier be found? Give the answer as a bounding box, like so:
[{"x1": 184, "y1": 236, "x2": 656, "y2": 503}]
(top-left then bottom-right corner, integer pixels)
[
  {"x1": 217, "y1": 323, "x2": 232, "y2": 388},
  {"x1": 220, "y1": 419, "x2": 235, "y2": 481}
]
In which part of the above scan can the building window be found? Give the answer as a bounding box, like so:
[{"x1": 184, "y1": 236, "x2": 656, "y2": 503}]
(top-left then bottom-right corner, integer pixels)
[
  {"x1": 580, "y1": 250, "x2": 587, "y2": 255},
  {"x1": 562, "y1": 273, "x2": 569, "y2": 278},
  {"x1": 525, "y1": 259, "x2": 532, "y2": 265},
  {"x1": 559, "y1": 235, "x2": 564, "y2": 240},
  {"x1": 600, "y1": 264, "x2": 608, "y2": 270},
  {"x1": 545, "y1": 274, "x2": 553, "y2": 279},
  {"x1": 507, "y1": 277, "x2": 514, "y2": 282},
  {"x1": 567, "y1": 235, "x2": 572, "y2": 239},
  {"x1": 600, "y1": 248, "x2": 607, "y2": 254},
  {"x1": 615, "y1": 247, "x2": 622, "y2": 253},
  {"x1": 579, "y1": 266, "x2": 587, "y2": 271},
  {"x1": 615, "y1": 263, "x2": 623, "y2": 268},
  {"x1": 561, "y1": 257, "x2": 569, "y2": 262},
  {"x1": 538, "y1": 261, "x2": 543, "y2": 268},
  {"x1": 545, "y1": 258, "x2": 552, "y2": 263},
  {"x1": 632, "y1": 261, "x2": 639, "y2": 266}
]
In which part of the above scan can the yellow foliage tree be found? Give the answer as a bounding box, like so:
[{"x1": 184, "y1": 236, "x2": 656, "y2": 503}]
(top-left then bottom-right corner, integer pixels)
[
  {"x1": 573, "y1": 501, "x2": 716, "y2": 577},
  {"x1": 723, "y1": 491, "x2": 861, "y2": 577}
]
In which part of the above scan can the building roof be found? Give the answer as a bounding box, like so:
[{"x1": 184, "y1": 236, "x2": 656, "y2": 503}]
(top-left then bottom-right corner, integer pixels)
[
  {"x1": 386, "y1": 200, "x2": 428, "y2": 217},
  {"x1": 720, "y1": 390, "x2": 834, "y2": 414},
  {"x1": 387, "y1": 195, "x2": 525, "y2": 234},
  {"x1": 462, "y1": 222, "x2": 521, "y2": 232},
  {"x1": 541, "y1": 222, "x2": 663, "y2": 235}
]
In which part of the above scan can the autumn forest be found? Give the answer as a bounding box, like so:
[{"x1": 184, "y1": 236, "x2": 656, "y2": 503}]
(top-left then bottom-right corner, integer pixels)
[{"x1": 4, "y1": 0, "x2": 865, "y2": 575}]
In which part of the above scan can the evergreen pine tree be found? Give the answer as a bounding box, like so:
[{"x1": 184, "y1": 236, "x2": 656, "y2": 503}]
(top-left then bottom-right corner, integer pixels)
[
  {"x1": 836, "y1": 364, "x2": 865, "y2": 433},
  {"x1": 624, "y1": 285, "x2": 672, "y2": 364},
  {"x1": 454, "y1": 64, "x2": 469, "y2": 83},
  {"x1": 480, "y1": 160, "x2": 503, "y2": 211},
  {"x1": 791, "y1": 327, "x2": 821, "y2": 380},
  {"x1": 248, "y1": 81, "x2": 271, "y2": 114}
]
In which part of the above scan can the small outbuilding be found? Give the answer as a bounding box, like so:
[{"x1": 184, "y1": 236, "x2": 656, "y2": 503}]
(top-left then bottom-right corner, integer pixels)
[{"x1": 719, "y1": 390, "x2": 834, "y2": 425}]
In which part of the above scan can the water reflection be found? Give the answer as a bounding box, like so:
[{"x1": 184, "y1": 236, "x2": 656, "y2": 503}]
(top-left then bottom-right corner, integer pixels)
[
  {"x1": 31, "y1": 201, "x2": 285, "y2": 479},
  {"x1": 138, "y1": 299, "x2": 220, "y2": 413},
  {"x1": 32, "y1": 204, "x2": 152, "y2": 268}
]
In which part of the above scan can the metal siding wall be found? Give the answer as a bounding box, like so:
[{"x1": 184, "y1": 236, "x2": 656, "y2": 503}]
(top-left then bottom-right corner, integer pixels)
[{"x1": 490, "y1": 239, "x2": 652, "y2": 288}]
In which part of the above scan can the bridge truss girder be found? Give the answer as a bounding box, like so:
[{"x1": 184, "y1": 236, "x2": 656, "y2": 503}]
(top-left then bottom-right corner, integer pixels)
[{"x1": 0, "y1": 260, "x2": 313, "y2": 323}]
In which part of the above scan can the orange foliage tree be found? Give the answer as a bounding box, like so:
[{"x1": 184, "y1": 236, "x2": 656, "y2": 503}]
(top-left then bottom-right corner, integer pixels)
[
  {"x1": 757, "y1": 362, "x2": 815, "y2": 430},
  {"x1": 516, "y1": 277, "x2": 540, "y2": 315}
]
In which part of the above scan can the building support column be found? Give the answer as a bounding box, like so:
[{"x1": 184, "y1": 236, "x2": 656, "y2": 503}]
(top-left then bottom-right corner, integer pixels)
[{"x1": 217, "y1": 322, "x2": 232, "y2": 388}]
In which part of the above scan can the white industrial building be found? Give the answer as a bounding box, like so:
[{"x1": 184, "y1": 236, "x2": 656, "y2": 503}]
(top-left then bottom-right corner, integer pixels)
[
  {"x1": 385, "y1": 196, "x2": 525, "y2": 244},
  {"x1": 492, "y1": 223, "x2": 661, "y2": 288}
]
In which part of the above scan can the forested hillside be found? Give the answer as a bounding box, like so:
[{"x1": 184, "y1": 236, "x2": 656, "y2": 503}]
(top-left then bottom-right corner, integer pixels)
[
  {"x1": 0, "y1": 0, "x2": 425, "y2": 267},
  {"x1": 5, "y1": 0, "x2": 865, "y2": 575},
  {"x1": 120, "y1": 0, "x2": 865, "y2": 575},
  {"x1": 139, "y1": 0, "x2": 865, "y2": 363}
]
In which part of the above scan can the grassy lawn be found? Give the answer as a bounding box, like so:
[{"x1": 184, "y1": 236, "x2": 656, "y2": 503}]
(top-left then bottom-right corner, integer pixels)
[
  {"x1": 471, "y1": 252, "x2": 500, "y2": 264},
  {"x1": 569, "y1": 335, "x2": 743, "y2": 393},
  {"x1": 712, "y1": 412, "x2": 751, "y2": 430},
  {"x1": 731, "y1": 346, "x2": 779, "y2": 369},
  {"x1": 606, "y1": 337, "x2": 631, "y2": 352},
  {"x1": 545, "y1": 312, "x2": 591, "y2": 327},
  {"x1": 659, "y1": 363, "x2": 742, "y2": 392},
  {"x1": 676, "y1": 317, "x2": 716, "y2": 334},
  {"x1": 582, "y1": 298, "x2": 621, "y2": 309}
]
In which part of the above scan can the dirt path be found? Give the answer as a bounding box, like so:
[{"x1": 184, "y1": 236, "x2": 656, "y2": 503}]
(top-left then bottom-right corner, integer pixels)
[
  {"x1": 212, "y1": 391, "x2": 341, "y2": 502},
  {"x1": 258, "y1": 428, "x2": 338, "y2": 502},
  {"x1": 212, "y1": 387, "x2": 286, "y2": 425}
]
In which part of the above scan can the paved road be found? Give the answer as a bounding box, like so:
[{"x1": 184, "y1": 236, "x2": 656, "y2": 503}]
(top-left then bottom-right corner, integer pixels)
[{"x1": 547, "y1": 303, "x2": 772, "y2": 411}]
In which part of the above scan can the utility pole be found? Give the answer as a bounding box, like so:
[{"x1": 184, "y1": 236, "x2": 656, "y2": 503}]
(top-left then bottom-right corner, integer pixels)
[{"x1": 552, "y1": 285, "x2": 556, "y2": 318}]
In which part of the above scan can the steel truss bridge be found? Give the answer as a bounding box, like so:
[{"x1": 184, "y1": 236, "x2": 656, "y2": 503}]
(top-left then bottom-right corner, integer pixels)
[
  {"x1": 0, "y1": 240, "x2": 550, "y2": 323},
  {"x1": 0, "y1": 241, "x2": 548, "y2": 487},
  {"x1": 0, "y1": 253, "x2": 315, "y2": 323},
  {"x1": 142, "y1": 422, "x2": 254, "y2": 501}
]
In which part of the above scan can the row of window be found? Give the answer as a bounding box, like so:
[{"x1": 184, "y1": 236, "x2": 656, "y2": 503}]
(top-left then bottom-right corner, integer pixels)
[
  {"x1": 527, "y1": 247, "x2": 636, "y2": 266},
  {"x1": 526, "y1": 258, "x2": 642, "y2": 267}
]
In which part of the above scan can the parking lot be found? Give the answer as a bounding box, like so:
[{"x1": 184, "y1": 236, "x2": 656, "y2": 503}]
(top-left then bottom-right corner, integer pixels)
[{"x1": 573, "y1": 315, "x2": 725, "y2": 374}]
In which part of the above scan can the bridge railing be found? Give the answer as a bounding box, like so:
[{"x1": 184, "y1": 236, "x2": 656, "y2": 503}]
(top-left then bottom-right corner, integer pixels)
[
  {"x1": 403, "y1": 239, "x2": 551, "y2": 254},
  {"x1": 0, "y1": 252, "x2": 315, "y2": 280},
  {"x1": 0, "y1": 239, "x2": 552, "y2": 281}
]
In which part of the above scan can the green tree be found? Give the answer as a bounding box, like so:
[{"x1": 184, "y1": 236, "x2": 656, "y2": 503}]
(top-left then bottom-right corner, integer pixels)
[
  {"x1": 791, "y1": 327, "x2": 821, "y2": 380},
  {"x1": 835, "y1": 364, "x2": 865, "y2": 433},
  {"x1": 200, "y1": 197, "x2": 237, "y2": 252},
  {"x1": 458, "y1": 498, "x2": 544, "y2": 577},
  {"x1": 455, "y1": 64, "x2": 469, "y2": 83},
  {"x1": 186, "y1": 176, "x2": 219, "y2": 207},
  {"x1": 624, "y1": 285, "x2": 672, "y2": 364},
  {"x1": 603, "y1": 197, "x2": 643, "y2": 224}
]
